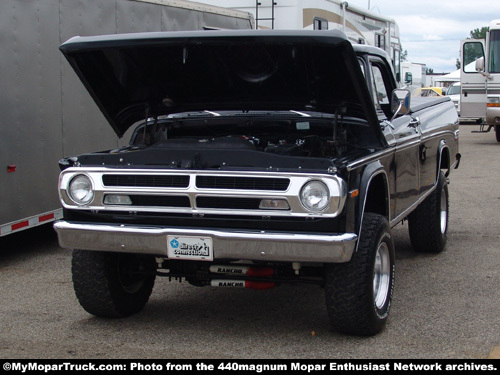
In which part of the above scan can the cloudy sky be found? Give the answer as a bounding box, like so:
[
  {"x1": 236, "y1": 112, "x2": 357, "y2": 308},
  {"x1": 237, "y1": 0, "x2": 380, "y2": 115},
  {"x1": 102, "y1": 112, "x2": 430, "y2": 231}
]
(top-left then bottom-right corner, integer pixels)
[{"x1": 347, "y1": 0, "x2": 500, "y2": 73}]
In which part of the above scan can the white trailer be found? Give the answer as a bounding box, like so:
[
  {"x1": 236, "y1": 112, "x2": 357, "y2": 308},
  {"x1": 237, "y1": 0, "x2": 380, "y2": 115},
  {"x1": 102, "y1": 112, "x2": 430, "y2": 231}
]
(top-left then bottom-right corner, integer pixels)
[
  {"x1": 0, "y1": 0, "x2": 253, "y2": 237},
  {"x1": 194, "y1": 0, "x2": 402, "y2": 81},
  {"x1": 401, "y1": 61, "x2": 427, "y2": 94},
  {"x1": 460, "y1": 19, "x2": 500, "y2": 140}
]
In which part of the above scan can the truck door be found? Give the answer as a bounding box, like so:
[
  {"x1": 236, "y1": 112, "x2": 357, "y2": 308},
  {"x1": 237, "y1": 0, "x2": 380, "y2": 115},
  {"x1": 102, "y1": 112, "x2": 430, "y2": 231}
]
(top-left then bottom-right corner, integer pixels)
[
  {"x1": 460, "y1": 40, "x2": 487, "y2": 120},
  {"x1": 391, "y1": 114, "x2": 420, "y2": 219},
  {"x1": 368, "y1": 57, "x2": 420, "y2": 220}
]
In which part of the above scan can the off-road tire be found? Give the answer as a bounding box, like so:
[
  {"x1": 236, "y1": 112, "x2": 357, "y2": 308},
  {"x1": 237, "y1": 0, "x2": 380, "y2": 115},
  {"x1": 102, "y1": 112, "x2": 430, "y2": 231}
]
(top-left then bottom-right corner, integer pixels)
[
  {"x1": 324, "y1": 213, "x2": 395, "y2": 336},
  {"x1": 72, "y1": 250, "x2": 156, "y2": 318},
  {"x1": 408, "y1": 171, "x2": 449, "y2": 253}
]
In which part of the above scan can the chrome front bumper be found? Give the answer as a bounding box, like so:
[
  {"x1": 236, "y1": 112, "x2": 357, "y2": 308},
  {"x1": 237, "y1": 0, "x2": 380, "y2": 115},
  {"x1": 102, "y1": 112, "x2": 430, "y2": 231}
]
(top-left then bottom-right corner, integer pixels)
[{"x1": 54, "y1": 220, "x2": 357, "y2": 263}]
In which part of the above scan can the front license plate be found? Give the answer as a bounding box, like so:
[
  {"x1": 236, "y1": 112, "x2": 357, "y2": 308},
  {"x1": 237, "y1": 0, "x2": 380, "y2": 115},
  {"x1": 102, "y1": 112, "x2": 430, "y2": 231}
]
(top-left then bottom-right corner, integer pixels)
[{"x1": 167, "y1": 235, "x2": 213, "y2": 261}]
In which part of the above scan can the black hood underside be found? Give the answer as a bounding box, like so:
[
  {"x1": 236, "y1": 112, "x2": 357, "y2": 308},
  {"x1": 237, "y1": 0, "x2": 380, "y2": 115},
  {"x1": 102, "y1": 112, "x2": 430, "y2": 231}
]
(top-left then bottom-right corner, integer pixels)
[{"x1": 60, "y1": 29, "x2": 380, "y2": 140}]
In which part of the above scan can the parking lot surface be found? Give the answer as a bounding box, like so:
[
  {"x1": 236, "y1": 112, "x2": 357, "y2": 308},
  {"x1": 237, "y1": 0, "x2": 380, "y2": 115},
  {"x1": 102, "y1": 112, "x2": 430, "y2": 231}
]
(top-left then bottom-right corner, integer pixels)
[{"x1": 0, "y1": 125, "x2": 499, "y2": 359}]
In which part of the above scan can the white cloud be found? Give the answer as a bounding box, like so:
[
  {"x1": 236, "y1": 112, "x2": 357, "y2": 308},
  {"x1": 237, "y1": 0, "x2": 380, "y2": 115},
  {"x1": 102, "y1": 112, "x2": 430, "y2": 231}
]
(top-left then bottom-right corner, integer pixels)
[{"x1": 423, "y1": 35, "x2": 443, "y2": 41}]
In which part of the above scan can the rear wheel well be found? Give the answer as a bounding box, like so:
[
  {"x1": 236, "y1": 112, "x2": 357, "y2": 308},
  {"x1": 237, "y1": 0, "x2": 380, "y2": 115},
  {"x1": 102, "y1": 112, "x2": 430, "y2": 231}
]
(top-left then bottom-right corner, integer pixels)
[{"x1": 439, "y1": 147, "x2": 451, "y2": 176}]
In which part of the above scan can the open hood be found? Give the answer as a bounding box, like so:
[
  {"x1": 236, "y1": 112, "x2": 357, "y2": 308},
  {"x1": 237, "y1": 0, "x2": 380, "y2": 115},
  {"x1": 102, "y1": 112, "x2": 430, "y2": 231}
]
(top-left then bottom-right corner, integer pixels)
[{"x1": 60, "y1": 29, "x2": 380, "y2": 139}]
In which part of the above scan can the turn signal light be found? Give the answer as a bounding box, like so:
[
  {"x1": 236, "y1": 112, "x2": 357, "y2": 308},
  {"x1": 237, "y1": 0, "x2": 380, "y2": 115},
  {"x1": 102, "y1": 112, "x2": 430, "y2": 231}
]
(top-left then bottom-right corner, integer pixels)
[
  {"x1": 104, "y1": 194, "x2": 132, "y2": 205},
  {"x1": 349, "y1": 189, "x2": 359, "y2": 198},
  {"x1": 259, "y1": 199, "x2": 290, "y2": 210}
]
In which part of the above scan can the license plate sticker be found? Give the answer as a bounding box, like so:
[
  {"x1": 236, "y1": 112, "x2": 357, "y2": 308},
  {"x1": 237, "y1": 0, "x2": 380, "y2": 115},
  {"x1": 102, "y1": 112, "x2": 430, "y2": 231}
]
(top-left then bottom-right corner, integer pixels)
[{"x1": 167, "y1": 236, "x2": 213, "y2": 261}]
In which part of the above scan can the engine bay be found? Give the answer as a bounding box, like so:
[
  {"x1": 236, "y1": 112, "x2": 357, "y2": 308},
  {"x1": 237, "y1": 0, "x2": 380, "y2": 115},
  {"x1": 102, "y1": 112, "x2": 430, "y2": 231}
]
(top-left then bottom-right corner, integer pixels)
[{"x1": 128, "y1": 112, "x2": 377, "y2": 160}]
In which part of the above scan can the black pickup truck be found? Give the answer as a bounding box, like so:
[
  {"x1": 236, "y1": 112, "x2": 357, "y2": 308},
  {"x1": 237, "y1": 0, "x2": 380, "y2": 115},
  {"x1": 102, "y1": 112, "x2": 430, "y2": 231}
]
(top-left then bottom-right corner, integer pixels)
[{"x1": 54, "y1": 29, "x2": 460, "y2": 336}]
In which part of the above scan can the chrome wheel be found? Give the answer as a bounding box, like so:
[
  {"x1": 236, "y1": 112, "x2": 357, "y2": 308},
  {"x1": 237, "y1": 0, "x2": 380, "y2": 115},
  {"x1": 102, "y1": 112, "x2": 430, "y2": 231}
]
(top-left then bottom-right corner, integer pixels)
[
  {"x1": 373, "y1": 242, "x2": 391, "y2": 310},
  {"x1": 408, "y1": 172, "x2": 449, "y2": 253}
]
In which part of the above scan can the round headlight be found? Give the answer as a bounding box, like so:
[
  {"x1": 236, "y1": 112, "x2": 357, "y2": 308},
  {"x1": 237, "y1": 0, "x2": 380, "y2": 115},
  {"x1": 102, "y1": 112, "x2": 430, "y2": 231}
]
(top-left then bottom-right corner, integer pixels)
[
  {"x1": 68, "y1": 174, "x2": 94, "y2": 205},
  {"x1": 300, "y1": 180, "x2": 330, "y2": 212}
]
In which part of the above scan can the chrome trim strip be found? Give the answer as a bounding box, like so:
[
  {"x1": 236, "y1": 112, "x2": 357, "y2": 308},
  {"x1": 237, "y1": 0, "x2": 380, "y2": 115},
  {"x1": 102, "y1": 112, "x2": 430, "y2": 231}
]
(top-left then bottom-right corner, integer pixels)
[
  {"x1": 421, "y1": 129, "x2": 457, "y2": 142},
  {"x1": 394, "y1": 139, "x2": 420, "y2": 152},
  {"x1": 54, "y1": 220, "x2": 357, "y2": 263},
  {"x1": 346, "y1": 149, "x2": 393, "y2": 171},
  {"x1": 348, "y1": 129, "x2": 457, "y2": 172}
]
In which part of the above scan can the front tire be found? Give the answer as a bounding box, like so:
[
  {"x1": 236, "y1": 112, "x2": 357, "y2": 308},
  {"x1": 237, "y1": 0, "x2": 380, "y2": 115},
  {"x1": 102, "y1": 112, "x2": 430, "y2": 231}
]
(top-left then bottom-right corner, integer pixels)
[
  {"x1": 72, "y1": 250, "x2": 156, "y2": 318},
  {"x1": 324, "y1": 213, "x2": 395, "y2": 336},
  {"x1": 408, "y1": 171, "x2": 449, "y2": 253}
]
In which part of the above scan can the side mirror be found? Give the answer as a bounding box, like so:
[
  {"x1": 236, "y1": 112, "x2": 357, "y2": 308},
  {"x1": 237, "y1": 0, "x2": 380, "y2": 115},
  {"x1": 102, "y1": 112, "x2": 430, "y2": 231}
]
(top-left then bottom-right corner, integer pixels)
[
  {"x1": 475, "y1": 56, "x2": 485, "y2": 72},
  {"x1": 391, "y1": 89, "x2": 411, "y2": 118},
  {"x1": 404, "y1": 72, "x2": 413, "y2": 84}
]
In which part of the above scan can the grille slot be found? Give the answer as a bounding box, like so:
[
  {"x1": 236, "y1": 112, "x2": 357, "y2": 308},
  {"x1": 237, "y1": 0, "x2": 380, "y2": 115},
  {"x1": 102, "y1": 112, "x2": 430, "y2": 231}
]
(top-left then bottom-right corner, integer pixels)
[
  {"x1": 128, "y1": 195, "x2": 190, "y2": 207},
  {"x1": 196, "y1": 176, "x2": 289, "y2": 191},
  {"x1": 196, "y1": 196, "x2": 262, "y2": 210},
  {"x1": 102, "y1": 174, "x2": 189, "y2": 188}
]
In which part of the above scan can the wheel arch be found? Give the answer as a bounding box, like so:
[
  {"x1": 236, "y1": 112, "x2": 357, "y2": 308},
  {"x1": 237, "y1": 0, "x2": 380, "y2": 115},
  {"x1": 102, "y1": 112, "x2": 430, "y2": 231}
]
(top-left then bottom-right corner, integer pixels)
[
  {"x1": 438, "y1": 141, "x2": 451, "y2": 178},
  {"x1": 356, "y1": 161, "x2": 391, "y2": 239}
]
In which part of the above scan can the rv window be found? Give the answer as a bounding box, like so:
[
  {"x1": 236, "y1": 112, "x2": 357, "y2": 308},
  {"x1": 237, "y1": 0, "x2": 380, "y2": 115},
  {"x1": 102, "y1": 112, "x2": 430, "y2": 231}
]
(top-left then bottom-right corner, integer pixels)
[
  {"x1": 313, "y1": 17, "x2": 328, "y2": 30},
  {"x1": 489, "y1": 30, "x2": 500, "y2": 73},
  {"x1": 375, "y1": 34, "x2": 385, "y2": 50},
  {"x1": 393, "y1": 49, "x2": 401, "y2": 83}
]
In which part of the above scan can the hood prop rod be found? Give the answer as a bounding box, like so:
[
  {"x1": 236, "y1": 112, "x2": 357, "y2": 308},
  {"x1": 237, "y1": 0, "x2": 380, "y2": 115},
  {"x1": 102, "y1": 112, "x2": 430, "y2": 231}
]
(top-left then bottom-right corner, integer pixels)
[
  {"x1": 141, "y1": 105, "x2": 158, "y2": 146},
  {"x1": 141, "y1": 106, "x2": 150, "y2": 146}
]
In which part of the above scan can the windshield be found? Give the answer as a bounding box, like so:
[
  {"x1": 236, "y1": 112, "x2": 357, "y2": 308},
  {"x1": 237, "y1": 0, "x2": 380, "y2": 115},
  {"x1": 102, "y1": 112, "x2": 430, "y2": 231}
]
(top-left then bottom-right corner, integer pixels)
[
  {"x1": 490, "y1": 30, "x2": 500, "y2": 73},
  {"x1": 447, "y1": 84, "x2": 460, "y2": 95}
]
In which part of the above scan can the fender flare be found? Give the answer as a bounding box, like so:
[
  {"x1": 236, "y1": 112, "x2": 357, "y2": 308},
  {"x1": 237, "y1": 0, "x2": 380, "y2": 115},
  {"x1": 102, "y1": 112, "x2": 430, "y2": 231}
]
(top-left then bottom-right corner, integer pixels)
[{"x1": 356, "y1": 160, "x2": 391, "y2": 241}]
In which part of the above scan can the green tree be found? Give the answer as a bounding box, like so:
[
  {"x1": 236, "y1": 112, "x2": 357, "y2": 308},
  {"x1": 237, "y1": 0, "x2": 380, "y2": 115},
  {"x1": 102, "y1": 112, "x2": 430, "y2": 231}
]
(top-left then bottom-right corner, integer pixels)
[{"x1": 469, "y1": 27, "x2": 489, "y2": 40}]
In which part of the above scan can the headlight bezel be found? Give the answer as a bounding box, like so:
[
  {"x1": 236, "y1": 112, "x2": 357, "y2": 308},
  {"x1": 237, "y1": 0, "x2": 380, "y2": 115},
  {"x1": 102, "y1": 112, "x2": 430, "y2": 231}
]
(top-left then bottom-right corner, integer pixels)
[
  {"x1": 299, "y1": 180, "x2": 330, "y2": 212},
  {"x1": 67, "y1": 174, "x2": 95, "y2": 206}
]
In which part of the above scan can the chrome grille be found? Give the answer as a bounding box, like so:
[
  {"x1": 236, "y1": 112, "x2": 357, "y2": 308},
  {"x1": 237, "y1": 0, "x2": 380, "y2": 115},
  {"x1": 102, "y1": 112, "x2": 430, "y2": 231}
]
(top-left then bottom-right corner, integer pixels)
[{"x1": 60, "y1": 168, "x2": 347, "y2": 218}]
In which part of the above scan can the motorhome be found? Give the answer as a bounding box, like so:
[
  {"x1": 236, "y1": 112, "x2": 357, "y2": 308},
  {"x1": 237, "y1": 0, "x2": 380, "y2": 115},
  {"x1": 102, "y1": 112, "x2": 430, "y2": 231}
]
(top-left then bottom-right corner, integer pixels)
[
  {"x1": 195, "y1": 0, "x2": 403, "y2": 81},
  {"x1": 460, "y1": 19, "x2": 500, "y2": 141}
]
